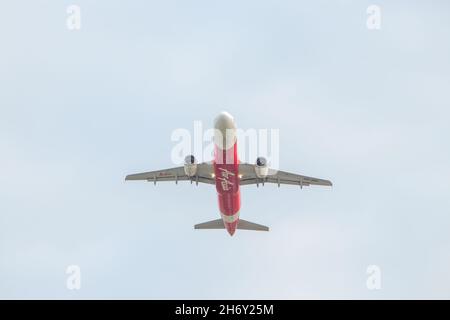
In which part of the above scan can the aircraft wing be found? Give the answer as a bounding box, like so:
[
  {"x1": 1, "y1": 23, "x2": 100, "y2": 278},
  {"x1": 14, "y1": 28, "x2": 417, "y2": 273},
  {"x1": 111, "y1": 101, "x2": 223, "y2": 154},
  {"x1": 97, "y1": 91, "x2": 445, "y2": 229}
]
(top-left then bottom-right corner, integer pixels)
[
  {"x1": 125, "y1": 162, "x2": 215, "y2": 185},
  {"x1": 238, "y1": 163, "x2": 332, "y2": 187}
]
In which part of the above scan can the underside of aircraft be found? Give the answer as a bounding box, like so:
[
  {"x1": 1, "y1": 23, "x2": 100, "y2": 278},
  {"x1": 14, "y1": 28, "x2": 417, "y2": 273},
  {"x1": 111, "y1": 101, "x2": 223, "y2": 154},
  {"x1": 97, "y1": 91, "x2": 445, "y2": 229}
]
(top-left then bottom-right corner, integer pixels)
[{"x1": 126, "y1": 112, "x2": 332, "y2": 235}]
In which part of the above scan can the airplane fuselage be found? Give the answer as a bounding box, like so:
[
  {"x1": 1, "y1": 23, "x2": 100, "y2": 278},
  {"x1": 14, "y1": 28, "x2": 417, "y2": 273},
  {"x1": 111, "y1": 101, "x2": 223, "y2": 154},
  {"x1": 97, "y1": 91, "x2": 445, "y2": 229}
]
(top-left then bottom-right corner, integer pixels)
[
  {"x1": 214, "y1": 143, "x2": 240, "y2": 236},
  {"x1": 213, "y1": 112, "x2": 241, "y2": 235}
]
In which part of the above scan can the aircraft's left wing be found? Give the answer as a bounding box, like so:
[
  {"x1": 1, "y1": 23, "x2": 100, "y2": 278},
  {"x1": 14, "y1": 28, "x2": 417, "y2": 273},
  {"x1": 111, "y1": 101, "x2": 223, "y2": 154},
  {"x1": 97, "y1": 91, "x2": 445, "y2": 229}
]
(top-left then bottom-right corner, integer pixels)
[
  {"x1": 125, "y1": 162, "x2": 215, "y2": 185},
  {"x1": 239, "y1": 163, "x2": 332, "y2": 188}
]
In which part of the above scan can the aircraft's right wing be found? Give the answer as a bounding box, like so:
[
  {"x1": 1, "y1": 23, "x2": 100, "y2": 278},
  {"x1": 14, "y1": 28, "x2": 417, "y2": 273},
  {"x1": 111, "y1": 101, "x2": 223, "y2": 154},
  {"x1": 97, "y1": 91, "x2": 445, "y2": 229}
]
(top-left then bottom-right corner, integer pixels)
[
  {"x1": 238, "y1": 163, "x2": 332, "y2": 188},
  {"x1": 125, "y1": 162, "x2": 215, "y2": 185}
]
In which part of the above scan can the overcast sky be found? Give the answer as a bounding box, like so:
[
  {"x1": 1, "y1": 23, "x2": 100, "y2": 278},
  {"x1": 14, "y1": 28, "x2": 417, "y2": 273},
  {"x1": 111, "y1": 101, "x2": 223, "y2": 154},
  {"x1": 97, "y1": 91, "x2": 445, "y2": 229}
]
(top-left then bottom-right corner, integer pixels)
[{"x1": 1, "y1": 0, "x2": 450, "y2": 299}]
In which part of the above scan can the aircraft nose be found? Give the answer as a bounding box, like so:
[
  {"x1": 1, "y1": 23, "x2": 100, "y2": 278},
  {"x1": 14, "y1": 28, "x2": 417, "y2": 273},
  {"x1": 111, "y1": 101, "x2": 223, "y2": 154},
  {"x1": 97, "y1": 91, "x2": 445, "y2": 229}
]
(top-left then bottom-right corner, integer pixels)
[
  {"x1": 214, "y1": 111, "x2": 237, "y2": 150},
  {"x1": 214, "y1": 111, "x2": 235, "y2": 131}
]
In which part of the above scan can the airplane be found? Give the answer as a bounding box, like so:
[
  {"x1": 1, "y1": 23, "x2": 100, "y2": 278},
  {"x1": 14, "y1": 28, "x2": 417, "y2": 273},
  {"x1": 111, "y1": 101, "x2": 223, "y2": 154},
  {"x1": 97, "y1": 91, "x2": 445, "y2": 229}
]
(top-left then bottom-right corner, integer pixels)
[{"x1": 125, "y1": 112, "x2": 332, "y2": 236}]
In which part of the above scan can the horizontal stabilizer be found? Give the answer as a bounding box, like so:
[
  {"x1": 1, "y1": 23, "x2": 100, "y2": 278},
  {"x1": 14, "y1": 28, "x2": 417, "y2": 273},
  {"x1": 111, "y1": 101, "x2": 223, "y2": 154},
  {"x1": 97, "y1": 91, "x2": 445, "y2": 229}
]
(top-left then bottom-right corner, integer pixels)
[
  {"x1": 194, "y1": 219, "x2": 225, "y2": 230},
  {"x1": 194, "y1": 218, "x2": 269, "y2": 232},
  {"x1": 237, "y1": 219, "x2": 269, "y2": 231}
]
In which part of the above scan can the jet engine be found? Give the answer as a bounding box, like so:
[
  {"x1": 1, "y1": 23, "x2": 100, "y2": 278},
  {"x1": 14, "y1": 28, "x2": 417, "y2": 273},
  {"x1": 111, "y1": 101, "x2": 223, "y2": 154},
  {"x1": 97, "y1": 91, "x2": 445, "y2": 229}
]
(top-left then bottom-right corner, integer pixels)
[
  {"x1": 184, "y1": 155, "x2": 198, "y2": 177},
  {"x1": 255, "y1": 156, "x2": 269, "y2": 178}
]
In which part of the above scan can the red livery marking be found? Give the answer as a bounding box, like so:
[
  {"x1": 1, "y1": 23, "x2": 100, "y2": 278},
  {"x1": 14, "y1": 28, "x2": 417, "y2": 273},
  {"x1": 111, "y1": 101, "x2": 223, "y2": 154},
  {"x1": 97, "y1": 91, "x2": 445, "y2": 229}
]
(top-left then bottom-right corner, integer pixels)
[{"x1": 214, "y1": 143, "x2": 241, "y2": 235}]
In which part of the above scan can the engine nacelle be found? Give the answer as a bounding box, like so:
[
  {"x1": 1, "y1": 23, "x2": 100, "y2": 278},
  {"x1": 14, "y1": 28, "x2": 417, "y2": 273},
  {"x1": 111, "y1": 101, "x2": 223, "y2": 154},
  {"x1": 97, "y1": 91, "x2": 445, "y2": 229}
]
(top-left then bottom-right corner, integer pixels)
[
  {"x1": 184, "y1": 155, "x2": 198, "y2": 177},
  {"x1": 255, "y1": 156, "x2": 268, "y2": 178}
]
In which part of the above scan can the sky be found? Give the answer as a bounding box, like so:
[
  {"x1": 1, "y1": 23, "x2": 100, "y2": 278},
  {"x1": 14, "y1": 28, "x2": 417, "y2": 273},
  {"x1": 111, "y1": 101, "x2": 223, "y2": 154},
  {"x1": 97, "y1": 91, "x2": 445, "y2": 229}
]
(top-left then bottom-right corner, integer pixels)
[{"x1": 1, "y1": 0, "x2": 450, "y2": 299}]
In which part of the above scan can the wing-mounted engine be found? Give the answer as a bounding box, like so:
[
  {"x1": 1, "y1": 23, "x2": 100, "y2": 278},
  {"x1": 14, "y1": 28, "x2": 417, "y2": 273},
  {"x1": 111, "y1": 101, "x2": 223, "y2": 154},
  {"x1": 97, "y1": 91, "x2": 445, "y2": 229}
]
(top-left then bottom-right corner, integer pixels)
[
  {"x1": 255, "y1": 156, "x2": 268, "y2": 178},
  {"x1": 184, "y1": 155, "x2": 198, "y2": 177}
]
